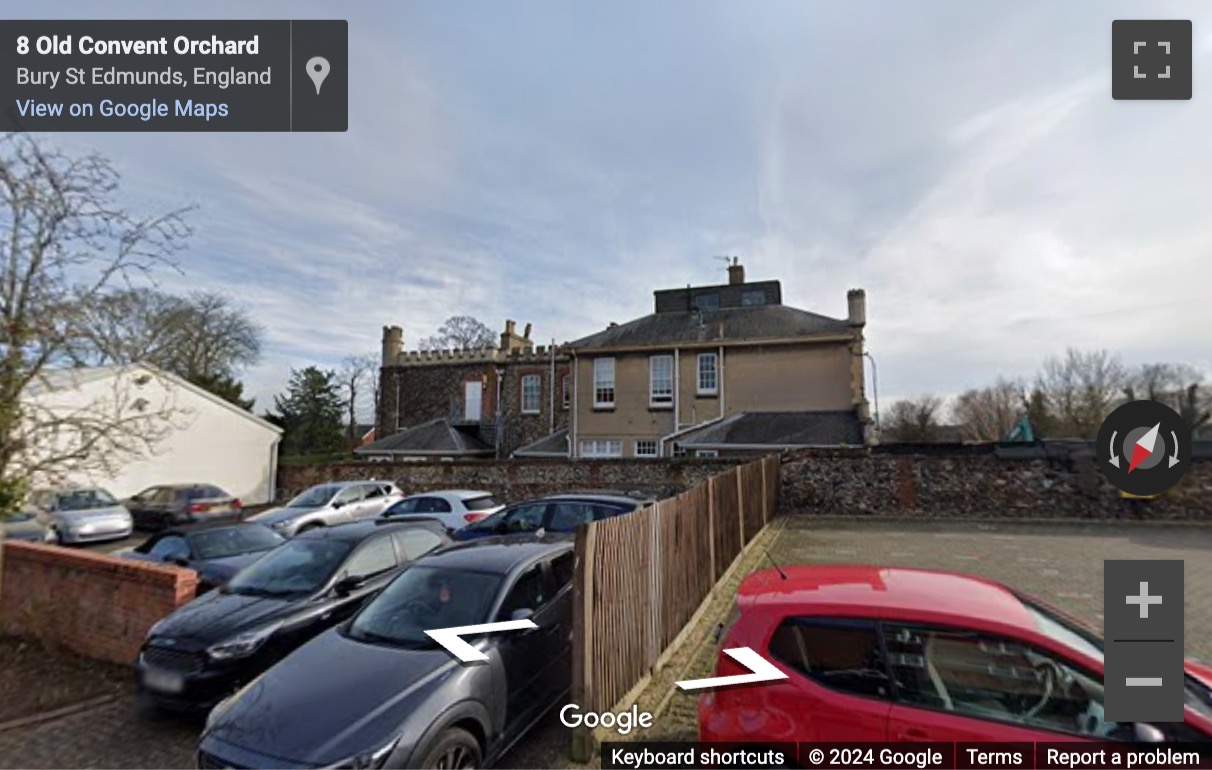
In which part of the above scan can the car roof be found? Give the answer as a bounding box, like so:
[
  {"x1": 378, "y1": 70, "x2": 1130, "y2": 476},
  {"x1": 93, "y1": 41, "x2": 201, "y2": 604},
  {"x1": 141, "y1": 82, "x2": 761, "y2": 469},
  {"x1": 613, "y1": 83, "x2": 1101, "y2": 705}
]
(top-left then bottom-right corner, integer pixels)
[
  {"x1": 534, "y1": 493, "x2": 644, "y2": 506},
  {"x1": 410, "y1": 489, "x2": 495, "y2": 500},
  {"x1": 415, "y1": 535, "x2": 573, "y2": 575},
  {"x1": 161, "y1": 520, "x2": 272, "y2": 537},
  {"x1": 295, "y1": 518, "x2": 445, "y2": 542},
  {"x1": 550, "y1": 489, "x2": 658, "y2": 501},
  {"x1": 737, "y1": 564, "x2": 1035, "y2": 631}
]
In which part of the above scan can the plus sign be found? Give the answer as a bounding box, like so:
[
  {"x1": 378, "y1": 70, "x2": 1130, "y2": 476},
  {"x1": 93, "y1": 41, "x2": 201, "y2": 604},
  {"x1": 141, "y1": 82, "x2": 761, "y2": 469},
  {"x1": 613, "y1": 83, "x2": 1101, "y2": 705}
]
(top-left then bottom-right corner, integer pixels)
[{"x1": 1127, "y1": 581, "x2": 1163, "y2": 619}]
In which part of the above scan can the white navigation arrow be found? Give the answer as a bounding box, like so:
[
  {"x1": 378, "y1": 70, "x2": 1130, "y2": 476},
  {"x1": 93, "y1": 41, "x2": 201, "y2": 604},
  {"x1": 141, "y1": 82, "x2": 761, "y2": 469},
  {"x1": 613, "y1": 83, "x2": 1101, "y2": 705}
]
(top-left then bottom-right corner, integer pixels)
[
  {"x1": 675, "y1": 647, "x2": 788, "y2": 691},
  {"x1": 1108, "y1": 431, "x2": 1120, "y2": 468},
  {"x1": 1169, "y1": 430, "x2": 1181, "y2": 468},
  {"x1": 426, "y1": 619, "x2": 537, "y2": 664}
]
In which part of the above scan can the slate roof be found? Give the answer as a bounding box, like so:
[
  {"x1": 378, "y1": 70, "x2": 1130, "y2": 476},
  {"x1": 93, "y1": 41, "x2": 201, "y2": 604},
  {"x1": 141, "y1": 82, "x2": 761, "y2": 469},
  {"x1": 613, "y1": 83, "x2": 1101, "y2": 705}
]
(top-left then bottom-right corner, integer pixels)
[
  {"x1": 568, "y1": 305, "x2": 852, "y2": 350},
  {"x1": 512, "y1": 428, "x2": 570, "y2": 458},
  {"x1": 675, "y1": 411, "x2": 864, "y2": 448},
  {"x1": 355, "y1": 418, "x2": 493, "y2": 456}
]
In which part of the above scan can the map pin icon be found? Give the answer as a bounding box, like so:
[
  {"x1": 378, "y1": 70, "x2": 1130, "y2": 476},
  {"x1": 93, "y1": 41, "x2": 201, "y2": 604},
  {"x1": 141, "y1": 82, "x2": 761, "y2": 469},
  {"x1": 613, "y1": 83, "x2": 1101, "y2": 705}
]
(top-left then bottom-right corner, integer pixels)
[{"x1": 306, "y1": 56, "x2": 330, "y2": 95}]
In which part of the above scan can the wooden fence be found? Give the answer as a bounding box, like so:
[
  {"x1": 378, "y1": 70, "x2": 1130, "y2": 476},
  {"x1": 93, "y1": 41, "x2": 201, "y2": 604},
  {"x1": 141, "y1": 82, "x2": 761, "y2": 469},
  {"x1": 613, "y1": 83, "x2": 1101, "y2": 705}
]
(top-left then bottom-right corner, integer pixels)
[{"x1": 570, "y1": 455, "x2": 780, "y2": 759}]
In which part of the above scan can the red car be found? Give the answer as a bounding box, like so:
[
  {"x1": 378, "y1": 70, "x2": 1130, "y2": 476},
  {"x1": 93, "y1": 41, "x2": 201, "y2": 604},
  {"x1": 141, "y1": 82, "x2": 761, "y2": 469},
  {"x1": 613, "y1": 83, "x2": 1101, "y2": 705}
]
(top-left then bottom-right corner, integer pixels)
[{"x1": 700, "y1": 565, "x2": 1212, "y2": 743}]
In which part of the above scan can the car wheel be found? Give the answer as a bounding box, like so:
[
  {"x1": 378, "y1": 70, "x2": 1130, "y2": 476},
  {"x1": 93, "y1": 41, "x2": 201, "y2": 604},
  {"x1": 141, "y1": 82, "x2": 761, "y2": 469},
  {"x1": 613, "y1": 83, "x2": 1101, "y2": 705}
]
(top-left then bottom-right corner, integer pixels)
[{"x1": 419, "y1": 727, "x2": 481, "y2": 769}]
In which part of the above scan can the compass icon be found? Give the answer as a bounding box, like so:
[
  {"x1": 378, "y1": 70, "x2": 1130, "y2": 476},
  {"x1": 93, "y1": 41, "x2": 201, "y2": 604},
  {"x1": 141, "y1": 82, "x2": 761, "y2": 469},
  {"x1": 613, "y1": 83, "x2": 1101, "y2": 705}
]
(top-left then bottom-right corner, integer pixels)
[{"x1": 1097, "y1": 400, "x2": 1191, "y2": 496}]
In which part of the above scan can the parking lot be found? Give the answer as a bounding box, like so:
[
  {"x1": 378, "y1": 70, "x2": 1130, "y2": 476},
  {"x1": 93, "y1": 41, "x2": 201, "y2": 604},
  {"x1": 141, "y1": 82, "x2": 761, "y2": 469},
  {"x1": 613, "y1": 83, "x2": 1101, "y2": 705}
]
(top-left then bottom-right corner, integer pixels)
[{"x1": 3, "y1": 518, "x2": 1211, "y2": 768}]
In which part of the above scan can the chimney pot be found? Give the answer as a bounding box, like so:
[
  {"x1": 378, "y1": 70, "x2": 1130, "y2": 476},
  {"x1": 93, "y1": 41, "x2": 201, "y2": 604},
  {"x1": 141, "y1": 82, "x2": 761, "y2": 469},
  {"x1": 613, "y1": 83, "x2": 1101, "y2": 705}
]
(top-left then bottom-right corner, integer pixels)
[
  {"x1": 523, "y1": 323, "x2": 532, "y2": 339},
  {"x1": 728, "y1": 262, "x2": 745, "y2": 285},
  {"x1": 847, "y1": 288, "x2": 867, "y2": 327}
]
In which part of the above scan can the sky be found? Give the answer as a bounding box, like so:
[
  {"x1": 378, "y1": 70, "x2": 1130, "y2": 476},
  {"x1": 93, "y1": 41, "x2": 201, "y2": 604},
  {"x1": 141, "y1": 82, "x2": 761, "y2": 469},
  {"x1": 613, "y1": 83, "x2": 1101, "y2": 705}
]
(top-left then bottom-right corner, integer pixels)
[{"x1": 9, "y1": 0, "x2": 1212, "y2": 415}]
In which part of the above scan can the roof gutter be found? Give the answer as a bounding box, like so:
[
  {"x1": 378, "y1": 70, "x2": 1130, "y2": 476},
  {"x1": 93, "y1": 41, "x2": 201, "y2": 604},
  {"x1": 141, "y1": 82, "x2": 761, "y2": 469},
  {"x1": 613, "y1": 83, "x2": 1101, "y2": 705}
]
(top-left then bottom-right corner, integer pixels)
[{"x1": 568, "y1": 333, "x2": 856, "y2": 355}]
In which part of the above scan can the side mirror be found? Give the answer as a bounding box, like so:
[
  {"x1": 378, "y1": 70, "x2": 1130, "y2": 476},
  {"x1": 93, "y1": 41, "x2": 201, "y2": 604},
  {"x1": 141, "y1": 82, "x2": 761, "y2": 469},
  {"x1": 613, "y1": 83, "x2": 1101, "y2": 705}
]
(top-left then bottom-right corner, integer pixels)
[
  {"x1": 334, "y1": 575, "x2": 364, "y2": 596},
  {"x1": 1133, "y1": 723, "x2": 1165, "y2": 743},
  {"x1": 510, "y1": 608, "x2": 536, "y2": 623}
]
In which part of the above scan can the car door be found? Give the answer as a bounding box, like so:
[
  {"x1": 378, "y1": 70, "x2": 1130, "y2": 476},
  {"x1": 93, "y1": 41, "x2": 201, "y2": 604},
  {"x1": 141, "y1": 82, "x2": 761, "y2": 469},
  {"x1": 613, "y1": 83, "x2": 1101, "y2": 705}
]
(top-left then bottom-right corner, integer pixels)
[
  {"x1": 351, "y1": 483, "x2": 388, "y2": 519},
  {"x1": 883, "y1": 621, "x2": 1138, "y2": 742},
  {"x1": 327, "y1": 485, "x2": 367, "y2": 524},
  {"x1": 548, "y1": 502, "x2": 597, "y2": 533},
  {"x1": 748, "y1": 616, "x2": 894, "y2": 741},
  {"x1": 390, "y1": 527, "x2": 447, "y2": 565},
  {"x1": 495, "y1": 562, "x2": 559, "y2": 737},
  {"x1": 497, "y1": 501, "x2": 551, "y2": 535},
  {"x1": 538, "y1": 551, "x2": 576, "y2": 699}
]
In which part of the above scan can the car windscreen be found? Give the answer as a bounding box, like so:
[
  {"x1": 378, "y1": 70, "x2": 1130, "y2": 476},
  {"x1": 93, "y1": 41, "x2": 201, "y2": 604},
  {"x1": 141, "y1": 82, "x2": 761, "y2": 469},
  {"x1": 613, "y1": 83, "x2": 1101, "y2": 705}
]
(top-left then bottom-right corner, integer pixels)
[
  {"x1": 464, "y1": 495, "x2": 500, "y2": 511},
  {"x1": 225, "y1": 539, "x2": 352, "y2": 597},
  {"x1": 56, "y1": 489, "x2": 118, "y2": 511},
  {"x1": 1019, "y1": 595, "x2": 1104, "y2": 662},
  {"x1": 346, "y1": 566, "x2": 502, "y2": 649},
  {"x1": 189, "y1": 526, "x2": 285, "y2": 560},
  {"x1": 285, "y1": 484, "x2": 341, "y2": 508}
]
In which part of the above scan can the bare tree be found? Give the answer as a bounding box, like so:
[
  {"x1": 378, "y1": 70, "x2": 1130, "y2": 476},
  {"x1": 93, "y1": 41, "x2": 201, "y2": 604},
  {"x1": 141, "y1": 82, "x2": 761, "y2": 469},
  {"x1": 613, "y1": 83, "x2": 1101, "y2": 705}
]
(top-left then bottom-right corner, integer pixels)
[
  {"x1": 883, "y1": 395, "x2": 945, "y2": 442},
  {"x1": 168, "y1": 291, "x2": 263, "y2": 380},
  {"x1": 338, "y1": 353, "x2": 377, "y2": 447},
  {"x1": 1035, "y1": 348, "x2": 1126, "y2": 438},
  {"x1": 0, "y1": 133, "x2": 191, "y2": 510},
  {"x1": 951, "y1": 378, "x2": 1026, "y2": 441},
  {"x1": 1124, "y1": 362, "x2": 1211, "y2": 433},
  {"x1": 416, "y1": 315, "x2": 496, "y2": 351},
  {"x1": 69, "y1": 287, "x2": 191, "y2": 365}
]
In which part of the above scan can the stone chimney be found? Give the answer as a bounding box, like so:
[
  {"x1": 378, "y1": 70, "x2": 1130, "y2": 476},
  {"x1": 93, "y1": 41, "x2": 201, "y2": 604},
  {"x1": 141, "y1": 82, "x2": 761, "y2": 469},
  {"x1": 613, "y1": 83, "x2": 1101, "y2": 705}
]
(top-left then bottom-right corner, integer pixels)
[
  {"x1": 847, "y1": 289, "x2": 867, "y2": 327},
  {"x1": 381, "y1": 325, "x2": 403, "y2": 365},
  {"x1": 500, "y1": 319, "x2": 534, "y2": 353},
  {"x1": 728, "y1": 260, "x2": 745, "y2": 285}
]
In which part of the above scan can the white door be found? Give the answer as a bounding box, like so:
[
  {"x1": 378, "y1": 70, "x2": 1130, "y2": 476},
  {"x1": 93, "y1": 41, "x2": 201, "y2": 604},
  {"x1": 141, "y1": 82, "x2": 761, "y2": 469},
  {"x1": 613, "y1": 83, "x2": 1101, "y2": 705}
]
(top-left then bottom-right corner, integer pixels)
[{"x1": 464, "y1": 381, "x2": 483, "y2": 422}]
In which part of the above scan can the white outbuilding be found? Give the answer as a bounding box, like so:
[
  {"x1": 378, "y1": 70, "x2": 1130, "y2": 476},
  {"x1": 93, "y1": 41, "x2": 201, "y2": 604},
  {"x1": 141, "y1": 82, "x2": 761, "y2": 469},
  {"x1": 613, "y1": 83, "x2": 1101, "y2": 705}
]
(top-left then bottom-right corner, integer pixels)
[{"x1": 22, "y1": 364, "x2": 282, "y2": 504}]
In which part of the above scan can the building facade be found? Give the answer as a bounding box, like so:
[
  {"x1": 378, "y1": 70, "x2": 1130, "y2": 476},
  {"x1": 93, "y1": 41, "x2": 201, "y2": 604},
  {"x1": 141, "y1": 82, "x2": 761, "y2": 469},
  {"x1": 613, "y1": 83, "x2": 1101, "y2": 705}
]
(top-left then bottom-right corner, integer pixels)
[
  {"x1": 566, "y1": 262, "x2": 871, "y2": 458},
  {"x1": 369, "y1": 320, "x2": 571, "y2": 460}
]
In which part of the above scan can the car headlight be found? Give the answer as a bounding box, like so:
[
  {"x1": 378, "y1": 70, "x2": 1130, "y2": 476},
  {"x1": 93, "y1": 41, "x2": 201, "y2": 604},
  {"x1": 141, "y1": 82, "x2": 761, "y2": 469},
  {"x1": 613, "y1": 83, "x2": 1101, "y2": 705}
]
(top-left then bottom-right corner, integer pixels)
[
  {"x1": 206, "y1": 623, "x2": 282, "y2": 660},
  {"x1": 323, "y1": 737, "x2": 400, "y2": 769}
]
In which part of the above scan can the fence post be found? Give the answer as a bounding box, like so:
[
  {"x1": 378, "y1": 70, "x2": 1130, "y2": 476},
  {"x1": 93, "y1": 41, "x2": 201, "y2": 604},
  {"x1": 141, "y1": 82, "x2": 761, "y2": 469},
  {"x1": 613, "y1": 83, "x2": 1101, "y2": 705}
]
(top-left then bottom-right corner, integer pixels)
[
  {"x1": 761, "y1": 457, "x2": 769, "y2": 525},
  {"x1": 649, "y1": 503, "x2": 661, "y2": 667},
  {"x1": 707, "y1": 475, "x2": 717, "y2": 581},
  {"x1": 736, "y1": 466, "x2": 746, "y2": 544},
  {"x1": 570, "y1": 523, "x2": 598, "y2": 763}
]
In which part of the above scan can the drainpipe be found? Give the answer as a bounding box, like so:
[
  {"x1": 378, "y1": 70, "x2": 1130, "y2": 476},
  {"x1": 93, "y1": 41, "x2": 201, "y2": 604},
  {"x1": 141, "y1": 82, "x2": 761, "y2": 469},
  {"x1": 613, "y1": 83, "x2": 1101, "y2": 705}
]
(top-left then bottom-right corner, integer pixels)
[
  {"x1": 495, "y1": 366, "x2": 504, "y2": 459},
  {"x1": 549, "y1": 338, "x2": 556, "y2": 434},
  {"x1": 571, "y1": 352, "x2": 578, "y2": 457},
  {"x1": 658, "y1": 347, "x2": 682, "y2": 457},
  {"x1": 718, "y1": 345, "x2": 725, "y2": 419}
]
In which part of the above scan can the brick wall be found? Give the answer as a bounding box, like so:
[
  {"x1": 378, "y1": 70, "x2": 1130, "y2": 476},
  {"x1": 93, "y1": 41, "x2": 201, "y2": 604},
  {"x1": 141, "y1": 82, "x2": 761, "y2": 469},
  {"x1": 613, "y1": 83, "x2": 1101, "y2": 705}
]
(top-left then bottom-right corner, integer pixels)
[
  {"x1": 278, "y1": 457, "x2": 742, "y2": 504},
  {"x1": 0, "y1": 542, "x2": 198, "y2": 665},
  {"x1": 780, "y1": 446, "x2": 1212, "y2": 519}
]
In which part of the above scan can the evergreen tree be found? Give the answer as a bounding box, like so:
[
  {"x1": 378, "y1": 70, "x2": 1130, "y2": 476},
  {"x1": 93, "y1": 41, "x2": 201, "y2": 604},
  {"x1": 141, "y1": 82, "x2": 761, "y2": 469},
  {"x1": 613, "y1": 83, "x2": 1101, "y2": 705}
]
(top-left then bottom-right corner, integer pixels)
[
  {"x1": 188, "y1": 372, "x2": 255, "y2": 411},
  {"x1": 270, "y1": 367, "x2": 346, "y2": 456}
]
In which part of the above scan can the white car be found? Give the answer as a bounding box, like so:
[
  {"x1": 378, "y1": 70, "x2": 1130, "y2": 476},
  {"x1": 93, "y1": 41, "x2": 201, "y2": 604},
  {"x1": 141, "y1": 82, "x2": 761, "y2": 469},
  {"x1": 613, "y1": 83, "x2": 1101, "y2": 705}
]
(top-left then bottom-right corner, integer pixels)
[{"x1": 379, "y1": 490, "x2": 504, "y2": 531}]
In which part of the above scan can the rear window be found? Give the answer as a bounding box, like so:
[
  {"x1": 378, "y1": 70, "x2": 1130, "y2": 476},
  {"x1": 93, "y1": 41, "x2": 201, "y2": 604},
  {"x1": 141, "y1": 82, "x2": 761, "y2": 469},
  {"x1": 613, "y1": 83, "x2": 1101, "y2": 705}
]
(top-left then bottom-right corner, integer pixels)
[{"x1": 464, "y1": 495, "x2": 499, "y2": 511}]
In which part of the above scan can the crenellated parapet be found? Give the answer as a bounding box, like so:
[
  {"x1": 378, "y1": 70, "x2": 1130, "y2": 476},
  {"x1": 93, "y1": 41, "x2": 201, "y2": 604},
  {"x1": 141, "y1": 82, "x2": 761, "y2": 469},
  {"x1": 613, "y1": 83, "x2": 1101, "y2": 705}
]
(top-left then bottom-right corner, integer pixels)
[{"x1": 388, "y1": 342, "x2": 572, "y2": 368}]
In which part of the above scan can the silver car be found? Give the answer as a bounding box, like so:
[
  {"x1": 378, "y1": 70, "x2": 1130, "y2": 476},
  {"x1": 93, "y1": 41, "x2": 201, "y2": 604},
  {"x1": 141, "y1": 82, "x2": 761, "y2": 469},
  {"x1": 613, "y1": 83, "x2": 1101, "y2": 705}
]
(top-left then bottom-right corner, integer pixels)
[
  {"x1": 248, "y1": 480, "x2": 404, "y2": 537},
  {"x1": 27, "y1": 487, "x2": 134, "y2": 545}
]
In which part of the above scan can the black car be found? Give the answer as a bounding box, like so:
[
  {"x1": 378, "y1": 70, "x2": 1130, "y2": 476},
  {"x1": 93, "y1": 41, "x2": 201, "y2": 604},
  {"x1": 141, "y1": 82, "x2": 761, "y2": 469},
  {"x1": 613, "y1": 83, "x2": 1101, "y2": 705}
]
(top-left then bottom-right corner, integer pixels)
[
  {"x1": 136, "y1": 518, "x2": 452, "y2": 712},
  {"x1": 122, "y1": 522, "x2": 286, "y2": 592},
  {"x1": 126, "y1": 483, "x2": 243, "y2": 531},
  {"x1": 453, "y1": 493, "x2": 649, "y2": 541},
  {"x1": 199, "y1": 536, "x2": 575, "y2": 769}
]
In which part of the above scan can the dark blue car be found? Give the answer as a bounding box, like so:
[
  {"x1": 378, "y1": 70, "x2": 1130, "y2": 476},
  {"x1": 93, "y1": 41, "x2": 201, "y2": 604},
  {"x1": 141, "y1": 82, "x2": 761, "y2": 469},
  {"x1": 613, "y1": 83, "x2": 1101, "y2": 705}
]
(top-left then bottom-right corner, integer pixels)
[
  {"x1": 453, "y1": 493, "x2": 650, "y2": 541},
  {"x1": 122, "y1": 521, "x2": 285, "y2": 592}
]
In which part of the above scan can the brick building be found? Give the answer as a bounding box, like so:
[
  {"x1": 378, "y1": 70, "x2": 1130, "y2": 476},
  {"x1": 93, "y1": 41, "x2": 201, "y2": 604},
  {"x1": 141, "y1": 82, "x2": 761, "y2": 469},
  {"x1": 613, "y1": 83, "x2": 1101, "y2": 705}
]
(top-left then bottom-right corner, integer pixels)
[
  {"x1": 566, "y1": 260, "x2": 873, "y2": 458},
  {"x1": 366, "y1": 320, "x2": 572, "y2": 460}
]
